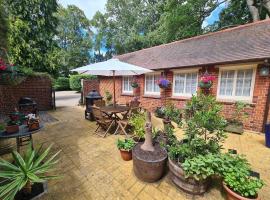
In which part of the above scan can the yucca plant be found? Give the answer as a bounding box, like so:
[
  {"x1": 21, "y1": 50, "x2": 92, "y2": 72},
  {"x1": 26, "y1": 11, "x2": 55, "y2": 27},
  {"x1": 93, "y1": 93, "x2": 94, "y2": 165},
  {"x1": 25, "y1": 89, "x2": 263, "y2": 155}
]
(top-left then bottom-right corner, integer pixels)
[{"x1": 0, "y1": 144, "x2": 61, "y2": 200}]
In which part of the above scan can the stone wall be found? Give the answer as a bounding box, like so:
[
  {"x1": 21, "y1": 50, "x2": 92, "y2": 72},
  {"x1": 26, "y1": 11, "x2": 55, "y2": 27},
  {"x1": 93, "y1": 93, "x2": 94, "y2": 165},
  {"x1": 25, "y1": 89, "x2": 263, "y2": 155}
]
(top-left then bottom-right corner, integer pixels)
[
  {"x1": 98, "y1": 65, "x2": 270, "y2": 133},
  {"x1": 0, "y1": 76, "x2": 53, "y2": 114}
]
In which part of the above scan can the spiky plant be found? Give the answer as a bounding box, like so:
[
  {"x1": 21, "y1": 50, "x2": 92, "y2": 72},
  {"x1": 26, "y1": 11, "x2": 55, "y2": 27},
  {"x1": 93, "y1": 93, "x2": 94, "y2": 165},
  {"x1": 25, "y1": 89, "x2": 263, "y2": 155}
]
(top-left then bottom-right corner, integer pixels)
[{"x1": 0, "y1": 144, "x2": 61, "y2": 200}]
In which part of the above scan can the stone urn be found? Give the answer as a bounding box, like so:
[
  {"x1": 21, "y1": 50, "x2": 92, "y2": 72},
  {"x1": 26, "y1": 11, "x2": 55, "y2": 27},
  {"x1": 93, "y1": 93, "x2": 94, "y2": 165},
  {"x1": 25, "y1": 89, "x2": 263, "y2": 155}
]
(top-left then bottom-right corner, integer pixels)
[
  {"x1": 132, "y1": 112, "x2": 167, "y2": 182},
  {"x1": 168, "y1": 158, "x2": 209, "y2": 195}
]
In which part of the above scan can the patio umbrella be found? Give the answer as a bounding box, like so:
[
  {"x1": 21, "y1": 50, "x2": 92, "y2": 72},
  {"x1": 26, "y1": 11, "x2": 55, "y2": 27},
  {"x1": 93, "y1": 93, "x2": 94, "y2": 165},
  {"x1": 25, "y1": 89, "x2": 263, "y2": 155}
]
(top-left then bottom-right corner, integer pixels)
[{"x1": 71, "y1": 58, "x2": 152, "y2": 106}]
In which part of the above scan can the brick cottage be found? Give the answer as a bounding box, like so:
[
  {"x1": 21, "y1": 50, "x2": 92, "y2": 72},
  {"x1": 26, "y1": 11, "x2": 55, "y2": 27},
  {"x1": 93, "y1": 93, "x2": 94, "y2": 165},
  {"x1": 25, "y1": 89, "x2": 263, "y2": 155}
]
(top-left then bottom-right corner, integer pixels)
[{"x1": 97, "y1": 19, "x2": 270, "y2": 133}]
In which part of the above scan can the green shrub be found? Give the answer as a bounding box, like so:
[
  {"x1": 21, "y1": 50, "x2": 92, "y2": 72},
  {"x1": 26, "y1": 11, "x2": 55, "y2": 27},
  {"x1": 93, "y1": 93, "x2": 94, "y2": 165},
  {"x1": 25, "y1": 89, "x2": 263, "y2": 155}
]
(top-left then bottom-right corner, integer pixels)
[
  {"x1": 129, "y1": 112, "x2": 146, "y2": 140},
  {"x1": 116, "y1": 138, "x2": 136, "y2": 151},
  {"x1": 53, "y1": 77, "x2": 70, "y2": 91},
  {"x1": 69, "y1": 74, "x2": 96, "y2": 91}
]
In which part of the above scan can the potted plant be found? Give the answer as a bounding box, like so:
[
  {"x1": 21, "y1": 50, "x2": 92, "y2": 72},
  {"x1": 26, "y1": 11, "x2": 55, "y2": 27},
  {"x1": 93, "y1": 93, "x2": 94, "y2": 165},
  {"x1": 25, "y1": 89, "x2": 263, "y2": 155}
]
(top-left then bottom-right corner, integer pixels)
[
  {"x1": 168, "y1": 93, "x2": 227, "y2": 195},
  {"x1": 105, "y1": 90, "x2": 113, "y2": 105},
  {"x1": 156, "y1": 77, "x2": 171, "y2": 89},
  {"x1": 129, "y1": 112, "x2": 146, "y2": 142},
  {"x1": 131, "y1": 78, "x2": 140, "y2": 96},
  {"x1": 225, "y1": 101, "x2": 249, "y2": 134},
  {"x1": 5, "y1": 118, "x2": 20, "y2": 134},
  {"x1": 219, "y1": 154, "x2": 264, "y2": 200},
  {"x1": 116, "y1": 138, "x2": 136, "y2": 161},
  {"x1": 26, "y1": 113, "x2": 40, "y2": 131},
  {"x1": 0, "y1": 144, "x2": 60, "y2": 200},
  {"x1": 198, "y1": 73, "x2": 215, "y2": 89}
]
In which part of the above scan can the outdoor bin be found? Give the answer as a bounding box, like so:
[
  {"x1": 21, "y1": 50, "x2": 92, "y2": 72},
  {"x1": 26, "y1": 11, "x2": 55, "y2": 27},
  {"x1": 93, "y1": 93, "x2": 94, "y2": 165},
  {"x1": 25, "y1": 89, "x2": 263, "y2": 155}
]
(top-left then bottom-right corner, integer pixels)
[{"x1": 265, "y1": 123, "x2": 270, "y2": 148}]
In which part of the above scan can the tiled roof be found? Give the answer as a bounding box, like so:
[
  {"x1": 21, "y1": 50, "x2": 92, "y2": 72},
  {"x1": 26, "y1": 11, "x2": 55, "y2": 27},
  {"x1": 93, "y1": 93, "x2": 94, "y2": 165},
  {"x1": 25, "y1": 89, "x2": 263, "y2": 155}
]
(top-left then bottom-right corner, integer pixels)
[{"x1": 117, "y1": 19, "x2": 270, "y2": 70}]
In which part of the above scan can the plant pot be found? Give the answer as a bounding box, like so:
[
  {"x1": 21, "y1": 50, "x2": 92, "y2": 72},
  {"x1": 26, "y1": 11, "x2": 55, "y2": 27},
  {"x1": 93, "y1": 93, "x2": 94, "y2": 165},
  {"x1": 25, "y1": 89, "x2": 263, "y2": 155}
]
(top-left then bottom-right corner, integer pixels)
[
  {"x1": 222, "y1": 182, "x2": 259, "y2": 200},
  {"x1": 6, "y1": 124, "x2": 19, "y2": 134},
  {"x1": 225, "y1": 122, "x2": 244, "y2": 134},
  {"x1": 15, "y1": 181, "x2": 48, "y2": 200},
  {"x1": 119, "y1": 149, "x2": 132, "y2": 161},
  {"x1": 132, "y1": 142, "x2": 167, "y2": 182},
  {"x1": 168, "y1": 158, "x2": 209, "y2": 195},
  {"x1": 28, "y1": 122, "x2": 40, "y2": 131}
]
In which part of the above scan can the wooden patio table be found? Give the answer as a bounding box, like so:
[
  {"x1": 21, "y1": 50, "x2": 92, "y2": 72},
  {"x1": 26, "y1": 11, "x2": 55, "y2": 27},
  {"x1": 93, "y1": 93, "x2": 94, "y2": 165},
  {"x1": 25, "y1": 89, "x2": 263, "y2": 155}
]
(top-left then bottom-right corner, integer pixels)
[{"x1": 100, "y1": 105, "x2": 129, "y2": 133}]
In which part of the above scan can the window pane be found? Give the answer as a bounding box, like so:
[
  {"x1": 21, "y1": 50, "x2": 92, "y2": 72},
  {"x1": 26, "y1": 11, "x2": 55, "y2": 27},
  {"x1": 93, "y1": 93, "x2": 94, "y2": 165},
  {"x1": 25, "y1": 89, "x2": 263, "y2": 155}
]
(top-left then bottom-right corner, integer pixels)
[
  {"x1": 236, "y1": 69, "x2": 253, "y2": 97},
  {"x1": 174, "y1": 72, "x2": 197, "y2": 95},
  {"x1": 154, "y1": 75, "x2": 160, "y2": 92},
  {"x1": 145, "y1": 74, "x2": 160, "y2": 93},
  {"x1": 219, "y1": 70, "x2": 234, "y2": 96},
  {"x1": 185, "y1": 73, "x2": 192, "y2": 94}
]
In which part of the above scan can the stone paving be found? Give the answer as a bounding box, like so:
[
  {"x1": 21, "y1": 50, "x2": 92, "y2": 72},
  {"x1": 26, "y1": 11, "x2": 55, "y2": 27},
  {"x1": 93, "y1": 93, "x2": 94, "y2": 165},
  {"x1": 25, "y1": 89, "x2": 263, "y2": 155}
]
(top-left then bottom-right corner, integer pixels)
[{"x1": 6, "y1": 106, "x2": 270, "y2": 200}]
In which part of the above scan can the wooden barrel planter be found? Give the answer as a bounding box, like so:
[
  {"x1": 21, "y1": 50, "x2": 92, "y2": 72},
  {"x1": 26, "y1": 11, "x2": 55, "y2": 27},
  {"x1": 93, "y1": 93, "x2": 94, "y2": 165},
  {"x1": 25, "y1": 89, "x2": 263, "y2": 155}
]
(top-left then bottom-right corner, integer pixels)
[
  {"x1": 168, "y1": 158, "x2": 209, "y2": 195},
  {"x1": 132, "y1": 142, "x2": 167, "y2": 183}
]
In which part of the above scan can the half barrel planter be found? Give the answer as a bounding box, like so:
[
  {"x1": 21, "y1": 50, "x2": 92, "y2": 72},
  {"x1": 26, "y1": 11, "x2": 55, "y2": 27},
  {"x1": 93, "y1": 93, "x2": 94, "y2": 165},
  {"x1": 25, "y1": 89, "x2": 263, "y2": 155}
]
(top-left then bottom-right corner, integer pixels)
[{"x1": 168, "y1": 158, "x2": 209, "y2": 195}]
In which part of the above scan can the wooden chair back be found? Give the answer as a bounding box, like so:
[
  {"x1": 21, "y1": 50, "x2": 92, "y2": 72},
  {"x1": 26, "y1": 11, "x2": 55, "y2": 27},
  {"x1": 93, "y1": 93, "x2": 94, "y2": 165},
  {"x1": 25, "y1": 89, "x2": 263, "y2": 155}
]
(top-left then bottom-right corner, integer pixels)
[
  {"x1": 93, "y1": 99, "x2": 106, "y2": 107},
  {"x1": 129, "y1": 99, "x2": 140, "y2": 108},
  {"x1": 92, "y1": 106, "x2": 105, "y2": 123}
]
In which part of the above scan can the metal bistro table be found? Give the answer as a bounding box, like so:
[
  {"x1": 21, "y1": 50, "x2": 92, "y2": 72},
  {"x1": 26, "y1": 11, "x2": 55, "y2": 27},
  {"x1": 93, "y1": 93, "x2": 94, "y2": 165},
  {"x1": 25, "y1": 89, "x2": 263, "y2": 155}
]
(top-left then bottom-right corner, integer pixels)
[
  {"x1": 100, "y1": 105, "x2": 129, "y2": 128},
  {"x1": 0, "y1": 124, "x2": 44, "y2": 153}
]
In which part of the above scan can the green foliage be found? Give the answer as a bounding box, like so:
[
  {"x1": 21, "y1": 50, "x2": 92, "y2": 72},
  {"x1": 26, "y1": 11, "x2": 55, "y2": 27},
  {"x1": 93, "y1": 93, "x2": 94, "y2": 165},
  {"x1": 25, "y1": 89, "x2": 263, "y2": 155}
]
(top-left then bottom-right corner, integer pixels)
[
  {"x1": 53, "y1": 77, "x2": 70, "y2": 91},
  {"x1": 6, "y1": 0, "x2": 59, "y2": 75},
  {"x1": 0, "y1": 144, "x2": 60, "y2": 200},
  {"x1": 69, "y1": 74, "x2": 95, "y2": 91},
  {"x1": 154, "y1": 104, "x2": 182, "y2": 127},
  {"x1": 0, "y1": 123, "x2": 5, "y2": 131},
  {"x1": 0, "y1": 0, "x2": 8, "y2": 50},
  {"x1": 230, "y1": 101, "x2": 249, "y2": 124},
  {"x1": 129, "y1": 112, "x2": 146, "y2": 140},
  {"x1": 105, "y1": 90, "x2": 113, "y2": 103},
  {"x1": 116, "y1": 138, "x2": 136, "y2": 151},
  {"x1": 55, "y1": 5, "x2": 93, "y2": 76}
]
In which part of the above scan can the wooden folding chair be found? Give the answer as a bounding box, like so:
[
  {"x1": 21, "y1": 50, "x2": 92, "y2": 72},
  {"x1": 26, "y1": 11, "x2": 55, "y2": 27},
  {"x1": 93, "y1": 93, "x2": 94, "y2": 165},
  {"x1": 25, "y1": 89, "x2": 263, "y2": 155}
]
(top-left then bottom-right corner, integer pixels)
[
  {"x1": 92, "y1": 106, "x2": 113, "y2": 137},
  {"x1": 114, "y1": 107, "x2": 140, "y2": 137},
  {"x1": 93, "y1": 99, "x2": 106, "y2": 107}
]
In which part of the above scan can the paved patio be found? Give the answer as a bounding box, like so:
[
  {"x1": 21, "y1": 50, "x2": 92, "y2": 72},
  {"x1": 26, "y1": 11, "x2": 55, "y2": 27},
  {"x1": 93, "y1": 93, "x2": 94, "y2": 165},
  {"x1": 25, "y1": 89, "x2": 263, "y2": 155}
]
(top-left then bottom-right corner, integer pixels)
[{"x1": 5, "y1": 106, "x2": 270, "y2": 200}]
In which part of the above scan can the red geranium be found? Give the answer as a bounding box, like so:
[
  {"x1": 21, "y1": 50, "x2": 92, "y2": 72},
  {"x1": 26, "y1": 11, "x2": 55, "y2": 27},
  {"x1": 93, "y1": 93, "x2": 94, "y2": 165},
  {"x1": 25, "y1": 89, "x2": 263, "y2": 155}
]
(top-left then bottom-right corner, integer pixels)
[{"x1": 200, "y1": 74, "x2": 215, "y2": 84}]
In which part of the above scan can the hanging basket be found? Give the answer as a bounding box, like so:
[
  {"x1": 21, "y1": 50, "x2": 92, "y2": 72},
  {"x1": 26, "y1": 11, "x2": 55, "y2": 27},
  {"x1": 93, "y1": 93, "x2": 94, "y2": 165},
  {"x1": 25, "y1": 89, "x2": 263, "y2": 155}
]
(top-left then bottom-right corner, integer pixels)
[
  {"x1": 198, "y1": 81, "x2": 213, "y2": 89},
  {"x1": 0, "y1": 72, "x2": 26, "y2": 86}
]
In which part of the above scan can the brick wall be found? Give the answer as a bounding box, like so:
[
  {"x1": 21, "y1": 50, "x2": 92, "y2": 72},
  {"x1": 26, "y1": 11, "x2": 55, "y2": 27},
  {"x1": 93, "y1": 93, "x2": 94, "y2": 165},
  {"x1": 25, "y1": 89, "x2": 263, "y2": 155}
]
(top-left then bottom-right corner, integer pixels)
[
  {"x1": 83, "y1": 79, "x2": 100, "y2": 98},
  {"x1": 98, "y1": 64, "x2": 270, "y2": 133},
  {"x1": 0, "y1": 76, "x2": 52, "y2": 114}
]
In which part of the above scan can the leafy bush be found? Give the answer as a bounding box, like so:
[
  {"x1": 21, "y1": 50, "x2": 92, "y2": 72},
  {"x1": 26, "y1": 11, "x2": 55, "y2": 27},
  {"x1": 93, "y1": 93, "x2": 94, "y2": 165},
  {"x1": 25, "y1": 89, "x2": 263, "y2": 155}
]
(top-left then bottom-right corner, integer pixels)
[
  {"x1": 229, "y1": 101, "x2": 249, "y2": 124},
  {"x1": 105, "y1": 90, "x2": 113, "y2": 104},
  {"x1": 154, "y1": 104, "x2": 182, "y2": 127},
  {"x1": 69, "y1": 74, "x2": 96, "y2": 91},
  {"x1": 53, "y1": 77, "x2": 70, "y2": 91},
  {"x1": 129, "y1": 112, "x2": 146, "y2": 140},
  {"x1": 116, "y1": 138, "x2": 136, "y2": 151},
  {"x1": 0, "y1": 144, "x2": 60, "y2": 200}
]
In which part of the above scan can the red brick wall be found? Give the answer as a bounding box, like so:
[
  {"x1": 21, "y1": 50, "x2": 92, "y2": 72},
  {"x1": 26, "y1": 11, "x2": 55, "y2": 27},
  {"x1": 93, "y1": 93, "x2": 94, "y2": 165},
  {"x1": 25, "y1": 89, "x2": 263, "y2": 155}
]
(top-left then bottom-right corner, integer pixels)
[
  {"x1": 98, "y1": 65, "x2": 270, "y2": 133},
  {"x1": 0, "y1": 76, "x2": 52, "y2": 114},
  {"x1": 82, "y1": 79, "x2": 100, "y2": 98}
]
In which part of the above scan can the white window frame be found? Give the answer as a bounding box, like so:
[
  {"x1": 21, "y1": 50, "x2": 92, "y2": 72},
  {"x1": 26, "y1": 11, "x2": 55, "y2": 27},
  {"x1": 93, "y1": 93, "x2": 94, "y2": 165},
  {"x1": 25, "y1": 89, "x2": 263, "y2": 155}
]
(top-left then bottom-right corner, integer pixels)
[
  {"x1": 217, "y1": 64, "x2": 257, "y2": 102},
  {"x1": 122, "y1": 76, "x2": 133, "y2": 94},
  {"x1": 144, "y1": 72, "x2": 161, "y2": 95},
  {"x1": 172, "y1": 69, "x2": 199, "y2": 97}
]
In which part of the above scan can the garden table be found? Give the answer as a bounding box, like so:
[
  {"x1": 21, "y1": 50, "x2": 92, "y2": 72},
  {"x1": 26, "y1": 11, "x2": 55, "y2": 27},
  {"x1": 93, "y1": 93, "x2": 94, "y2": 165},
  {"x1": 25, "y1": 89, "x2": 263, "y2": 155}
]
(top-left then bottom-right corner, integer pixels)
[
  {"x1": 100, "y1": 105, "x2": 130, "y2": 134},
  {"x1": 0, "y1": 124, "x2": 44, "y2": 153}
]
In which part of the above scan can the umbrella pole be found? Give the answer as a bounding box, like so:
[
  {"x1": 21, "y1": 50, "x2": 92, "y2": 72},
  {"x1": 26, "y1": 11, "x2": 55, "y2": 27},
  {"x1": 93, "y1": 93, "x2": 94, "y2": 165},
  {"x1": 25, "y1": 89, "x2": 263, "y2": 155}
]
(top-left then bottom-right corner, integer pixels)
[{"x1": 113, "y1": 70, "x2": 116, "y2": 107}]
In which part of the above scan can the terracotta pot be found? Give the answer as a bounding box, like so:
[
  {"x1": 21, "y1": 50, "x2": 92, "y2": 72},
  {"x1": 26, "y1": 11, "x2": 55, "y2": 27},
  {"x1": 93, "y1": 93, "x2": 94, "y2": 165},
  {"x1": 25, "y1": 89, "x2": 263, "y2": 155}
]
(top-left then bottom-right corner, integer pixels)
[
  {"x1": 222, "y1": 182, "x2": 259, "y2": 200},
  {"x1": 168, "y1": 158, "x2": 209, "y2": 195},
  {"x1": 28, "y1": 121, "x2": 40, "y2": 131},
  {"x1": 6, "y1": 124, "x2": 19, "y2": 134},
  {"x1": 119, "y1": 149, "x2": 132, "y2": 161}
]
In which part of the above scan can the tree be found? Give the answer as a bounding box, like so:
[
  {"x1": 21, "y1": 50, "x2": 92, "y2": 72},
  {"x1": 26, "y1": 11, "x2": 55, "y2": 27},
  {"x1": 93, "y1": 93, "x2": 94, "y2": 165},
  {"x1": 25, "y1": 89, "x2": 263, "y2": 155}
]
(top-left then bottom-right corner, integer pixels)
[
  {"x1": 206, "y1": 0, "x2": 252, "y2": 32},
  {"x1": 6, "y1": 0, "x2": 59, "y2": 74},
  {"x1": 55, "y1": 5, "x2": 92, "y2": 76},
  {"x1": 246, "y1": 0, "x2": 270, "y2": 21},
  {"x1": 0, "y1": 0, "x2": 8, "y2": 51}
]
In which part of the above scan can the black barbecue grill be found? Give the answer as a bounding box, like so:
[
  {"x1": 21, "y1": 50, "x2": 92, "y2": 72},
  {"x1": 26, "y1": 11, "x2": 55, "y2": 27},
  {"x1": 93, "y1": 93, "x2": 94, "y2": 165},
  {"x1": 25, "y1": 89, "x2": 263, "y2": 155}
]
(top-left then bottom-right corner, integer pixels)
[
  {"x1": 18, "y1": 97, "x2": 38, "y2": 114},
  {"x1": 85, "y1": 90, "x2": 103, "y2": 121}
]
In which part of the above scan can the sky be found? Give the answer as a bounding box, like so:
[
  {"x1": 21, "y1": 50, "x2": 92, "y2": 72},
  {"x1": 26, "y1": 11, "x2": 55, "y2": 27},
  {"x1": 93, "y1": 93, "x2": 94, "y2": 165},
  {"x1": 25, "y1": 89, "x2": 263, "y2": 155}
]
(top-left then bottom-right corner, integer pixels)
[{"x1": 58, "y1": 0, "x2": 107, "y2": 19}]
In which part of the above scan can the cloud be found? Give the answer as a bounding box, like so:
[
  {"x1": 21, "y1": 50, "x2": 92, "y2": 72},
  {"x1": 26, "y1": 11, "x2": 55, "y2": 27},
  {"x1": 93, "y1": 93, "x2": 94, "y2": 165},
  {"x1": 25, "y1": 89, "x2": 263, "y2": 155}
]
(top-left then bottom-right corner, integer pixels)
[{"x1": 58, "y1": 0, "x2": 107, "y2": 19}]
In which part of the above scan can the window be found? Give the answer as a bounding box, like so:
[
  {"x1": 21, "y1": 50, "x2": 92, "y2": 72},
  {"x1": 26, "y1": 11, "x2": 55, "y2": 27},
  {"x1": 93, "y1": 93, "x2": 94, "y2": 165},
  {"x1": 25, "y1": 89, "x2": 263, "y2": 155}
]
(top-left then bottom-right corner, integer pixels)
[
  {"x1": 122, "y1": 76, "x2": 133, "y2": 93},
  {"x1": 145, "y1": 73, "x2": 160, "y2": 95},
  {"x1": 217, "y1": 67, "x2": 256, "y2": 102},
  {"x1": 173, "y1": 71, "x2": 198, "y2": 97}
]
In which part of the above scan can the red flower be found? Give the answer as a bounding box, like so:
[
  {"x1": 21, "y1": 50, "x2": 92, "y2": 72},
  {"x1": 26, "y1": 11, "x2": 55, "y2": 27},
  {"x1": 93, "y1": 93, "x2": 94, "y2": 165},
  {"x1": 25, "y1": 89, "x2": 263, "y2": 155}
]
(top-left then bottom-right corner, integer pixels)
[{"x1": 0, "y1": 65, "x2": 7, "y2": 71}]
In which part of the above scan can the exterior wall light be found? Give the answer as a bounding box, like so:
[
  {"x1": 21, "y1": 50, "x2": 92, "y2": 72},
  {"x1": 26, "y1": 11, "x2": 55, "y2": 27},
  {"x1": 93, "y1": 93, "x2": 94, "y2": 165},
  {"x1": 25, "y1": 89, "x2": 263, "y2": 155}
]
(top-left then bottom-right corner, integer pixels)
[{"x1": 259, "y1": 59, "x2": 270, "y2": 77}]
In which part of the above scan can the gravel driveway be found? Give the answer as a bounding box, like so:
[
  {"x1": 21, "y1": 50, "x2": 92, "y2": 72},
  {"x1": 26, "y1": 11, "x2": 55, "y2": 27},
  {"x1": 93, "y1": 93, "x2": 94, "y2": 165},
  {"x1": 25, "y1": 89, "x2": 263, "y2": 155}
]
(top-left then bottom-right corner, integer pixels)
[{"x1": 55, "y1": 91, "x2": 81, "y2": 107}]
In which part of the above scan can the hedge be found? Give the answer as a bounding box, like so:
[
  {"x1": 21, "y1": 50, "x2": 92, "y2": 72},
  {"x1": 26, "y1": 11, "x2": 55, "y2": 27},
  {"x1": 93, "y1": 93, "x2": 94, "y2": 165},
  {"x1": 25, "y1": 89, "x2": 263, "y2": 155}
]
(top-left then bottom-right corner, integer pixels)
[
  {"x1": 69, "y1": 74, "x2": 96, "y2": 91},
  {"x1": 53, "y1": 77, "x2": 70, "y2": 91}
]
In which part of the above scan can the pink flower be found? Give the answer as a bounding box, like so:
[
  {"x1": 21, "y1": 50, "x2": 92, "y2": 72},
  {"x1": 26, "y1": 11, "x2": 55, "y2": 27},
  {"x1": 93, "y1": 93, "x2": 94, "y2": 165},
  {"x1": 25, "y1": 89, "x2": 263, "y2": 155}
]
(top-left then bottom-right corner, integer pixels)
[{"x1": 0, "y1": 65, "x2": 7, "y2": 71}]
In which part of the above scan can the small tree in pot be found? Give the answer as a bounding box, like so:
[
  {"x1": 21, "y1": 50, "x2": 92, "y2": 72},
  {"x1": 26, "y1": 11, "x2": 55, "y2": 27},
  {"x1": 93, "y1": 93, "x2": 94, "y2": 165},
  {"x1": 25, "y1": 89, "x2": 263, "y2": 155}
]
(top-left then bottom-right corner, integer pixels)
[
  {"x1": 225, "y1": 101, "x2": 249, "y2": 134},
  {"x1": 0, "y1": 144, "x2": 61, "y2": 200},
  {"x1": 116, "y1": 138, "x2": 136, "y2": 161},
  {"x1": 168, "y1": 93, "x2": 227, "y2": 195}
]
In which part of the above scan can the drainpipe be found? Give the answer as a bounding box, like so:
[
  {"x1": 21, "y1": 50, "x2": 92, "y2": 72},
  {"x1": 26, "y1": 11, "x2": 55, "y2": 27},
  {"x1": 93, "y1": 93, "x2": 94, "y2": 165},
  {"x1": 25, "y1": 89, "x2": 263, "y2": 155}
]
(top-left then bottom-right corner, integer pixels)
[{"x1": 262, "y1": 80, "x2": 270, "y2": 132}]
